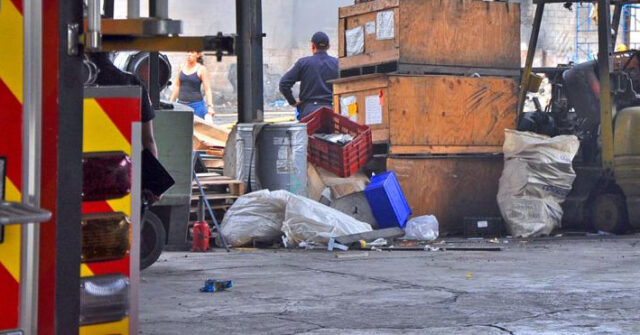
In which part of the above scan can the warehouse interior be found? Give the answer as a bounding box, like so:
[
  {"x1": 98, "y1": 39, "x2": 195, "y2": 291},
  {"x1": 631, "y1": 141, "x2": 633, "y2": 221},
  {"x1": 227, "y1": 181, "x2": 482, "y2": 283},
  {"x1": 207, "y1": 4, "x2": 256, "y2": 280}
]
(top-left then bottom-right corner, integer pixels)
[{"x1": 0, "y1": 0, "x2": 639, "y2": 334}]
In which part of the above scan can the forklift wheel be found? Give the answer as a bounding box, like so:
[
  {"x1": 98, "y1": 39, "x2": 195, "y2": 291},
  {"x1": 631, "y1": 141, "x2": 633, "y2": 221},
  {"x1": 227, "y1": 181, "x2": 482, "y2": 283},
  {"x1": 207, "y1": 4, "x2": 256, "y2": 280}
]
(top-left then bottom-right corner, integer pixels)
[
  {"x1": 141, "y1": 210, "x2": 166, "y2": 270},
  {"x1": 591, "y1": 193, "x2": 629, "y2": 234}
]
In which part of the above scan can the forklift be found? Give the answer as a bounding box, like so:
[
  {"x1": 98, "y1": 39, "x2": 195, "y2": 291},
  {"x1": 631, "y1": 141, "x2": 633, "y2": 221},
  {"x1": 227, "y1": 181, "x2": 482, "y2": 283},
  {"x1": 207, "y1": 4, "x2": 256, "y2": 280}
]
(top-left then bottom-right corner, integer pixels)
[{"x1": 519, "y1": 0, "x2": 640, "y2": 233}]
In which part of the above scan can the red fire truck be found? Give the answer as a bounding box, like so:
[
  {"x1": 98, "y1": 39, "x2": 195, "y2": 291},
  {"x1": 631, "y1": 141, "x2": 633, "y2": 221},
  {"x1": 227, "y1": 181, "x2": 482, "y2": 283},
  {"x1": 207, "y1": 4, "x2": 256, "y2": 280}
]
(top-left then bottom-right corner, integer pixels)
[{"x1": 0, "y1": 0, "x2": 247, "y2": 334}]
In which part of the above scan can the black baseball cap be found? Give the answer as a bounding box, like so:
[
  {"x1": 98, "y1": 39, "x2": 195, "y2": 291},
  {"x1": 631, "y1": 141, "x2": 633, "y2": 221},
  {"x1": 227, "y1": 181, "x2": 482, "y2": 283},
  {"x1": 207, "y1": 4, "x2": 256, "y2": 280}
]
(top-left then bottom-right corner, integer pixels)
[{"x1": 311, "y1": 31, "x2": 330, "y2": 48}]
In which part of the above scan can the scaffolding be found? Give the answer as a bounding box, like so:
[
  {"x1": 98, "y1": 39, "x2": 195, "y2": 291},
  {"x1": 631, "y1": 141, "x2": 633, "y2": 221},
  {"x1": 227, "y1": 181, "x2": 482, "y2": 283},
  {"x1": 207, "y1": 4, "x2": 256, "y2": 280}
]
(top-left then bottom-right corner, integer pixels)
[
  {"x1": 622, "y1": 5, "x2": 640, "y2": 49},
  {"x1": 575, "y1": 3, "x2": 640, "y2": 62},
  {"x1": 574, "y1": 3, "x2": 598, "y2": 62}
]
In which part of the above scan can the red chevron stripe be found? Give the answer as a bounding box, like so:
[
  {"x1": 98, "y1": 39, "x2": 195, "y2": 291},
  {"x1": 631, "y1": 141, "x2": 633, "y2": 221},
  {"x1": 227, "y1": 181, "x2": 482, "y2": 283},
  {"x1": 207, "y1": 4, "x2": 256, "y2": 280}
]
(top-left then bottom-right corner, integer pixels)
[
  {"x1": 0, "y1": 79, "x2": 23, "y2": 190},
  {"x1": 86, "y1": 255, "x2": 130, "y2": 277},
  {"x1": 82, "y1": 201, "x2": 115, "y2": 214},
  {"x1": 0, "y1": 264, "x2": 19, "y2": 330},
  {"x1": 95, "y1": 97, "x2": 141, "y2": 143},
  {"x1": 10, "y1": 0, "x2": 22, "y2": 14}
]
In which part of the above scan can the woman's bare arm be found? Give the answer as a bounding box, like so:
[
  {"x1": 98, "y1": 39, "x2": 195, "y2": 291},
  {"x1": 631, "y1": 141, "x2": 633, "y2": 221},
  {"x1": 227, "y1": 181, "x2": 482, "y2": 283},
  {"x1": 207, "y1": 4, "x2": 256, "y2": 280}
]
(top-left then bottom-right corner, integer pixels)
[
  {"x1": 169, "y1": 65, "x2": 181, "y2": 103},
  {"x1": 200, "y1": 65, "x2": 215, "y2": 116}
]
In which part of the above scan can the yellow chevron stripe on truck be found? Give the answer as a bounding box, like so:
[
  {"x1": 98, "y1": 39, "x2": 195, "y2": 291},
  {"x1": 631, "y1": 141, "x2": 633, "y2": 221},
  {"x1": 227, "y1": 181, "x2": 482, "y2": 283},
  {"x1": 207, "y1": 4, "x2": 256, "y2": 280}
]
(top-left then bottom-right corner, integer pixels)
[{"x1": 0, "y1": 0, "x2": 23, "y2": 103}]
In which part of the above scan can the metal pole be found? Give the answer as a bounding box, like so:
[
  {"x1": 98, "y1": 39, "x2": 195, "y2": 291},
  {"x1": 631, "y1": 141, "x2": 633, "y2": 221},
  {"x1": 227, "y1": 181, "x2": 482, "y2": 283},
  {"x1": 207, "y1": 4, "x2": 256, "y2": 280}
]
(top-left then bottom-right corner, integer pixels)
[
  {"x1": 149, "y1": 52, "x2": 160, "y2": 107},
  {"x1": 517, "y1": 3, "x2": 545, "y2": 115},
  {"x1": 103, "y1": 0, "x2": 115, "y2": 18},
  {"x1": 598, "y1": 0, "x2": 615, "y2": 172},
  {"x1": 129, "y1": 123, "x2": 142, "y2": 335},
  {"x1": 20, "y1": 0, "x2": 43, "y2": 333},
  {"x1": 128, "y1": 0, "x2": 141, "y2": 19},
  {"x1": 86, "y1": 0, "x2": 102, "y2": 51},
  {"x1": 148, "y1": 1, "x2": 164, "y2": 107},
  {"x1": 236, "y1": 0, "x2": 264, "y2": 123},
  {"x1": 612, "y1": 4, "x2": 623, "y2": 50},
  {"x1": 150, "y1": 0, "x2": 169, "y2": 19}
]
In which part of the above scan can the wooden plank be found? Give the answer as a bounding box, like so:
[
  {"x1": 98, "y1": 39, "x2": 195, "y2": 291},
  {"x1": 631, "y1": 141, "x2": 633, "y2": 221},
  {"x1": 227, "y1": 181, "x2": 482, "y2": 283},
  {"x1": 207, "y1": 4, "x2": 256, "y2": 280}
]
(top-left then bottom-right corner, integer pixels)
[
  {"x1": 307, "y1": 164, "x2": 327, "y2": 201},
  {"x1": 203, "y1": 159, "x2": 224, "y2": 169},
  {"x1": 193, "y1": 118, "x2": 230, "y2": 149},
  {"x1": 338, "y1": 18, "x2": 346, "y2": 58},
  {"x1": 372, "y1": 129, "x2": 389, "y2": 144},
  {"x1": 193, "y1": 118, "x2": 230, "y2": 142},
  {"x1": 331, "y1": 73, "x2": 388, "y2": 87},
  {"x1": 398, "y1": 0, "x2": 520, "y2": 69},
  {"x1": 339, "y1": 0, "x2": 399, "y2": 18},
  {"x1": 196, "y1": 172, "x2": 224, "y2": 178},
  {"x1": 191, "y1": 194, "x2": 238, "y2": 201},
  {"x1": 332, "y1": 74, "x2": 388, "y2": 93},
  {"x1": 389, "y1": 145, "x2": 502, "y2": 155},
  {"x1": 388, "y1": 75, "x2": 518, "y2": 148},
  {"x1": 194, "y1": 179, "x2": 241, "y2": 187},
  {"x1": 396, "y1": 63, "x2": 521, "y2": 78},
  {"x1": 190, "y1": 203, "x2": 232, "y2": 212},
  {"x1": 206, "y1": 148, "x2": 224, "y2": 157},
  {"x1": 193, "y1": 133, "x2": 226, "y2": 148},
  {"x1": 339, "y1": 49, "x2": 400, "y2": 70},
  {"x1": 387, "y1": 156, "x2": 503, "y2": 235}
]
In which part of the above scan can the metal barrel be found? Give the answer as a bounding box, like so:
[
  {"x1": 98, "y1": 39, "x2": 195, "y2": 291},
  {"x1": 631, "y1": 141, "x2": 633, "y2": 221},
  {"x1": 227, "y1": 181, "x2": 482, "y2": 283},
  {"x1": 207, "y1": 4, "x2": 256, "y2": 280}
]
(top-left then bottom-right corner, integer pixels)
[{"x1": 257, "y1": 124, "x2": 308, "y2": 196}]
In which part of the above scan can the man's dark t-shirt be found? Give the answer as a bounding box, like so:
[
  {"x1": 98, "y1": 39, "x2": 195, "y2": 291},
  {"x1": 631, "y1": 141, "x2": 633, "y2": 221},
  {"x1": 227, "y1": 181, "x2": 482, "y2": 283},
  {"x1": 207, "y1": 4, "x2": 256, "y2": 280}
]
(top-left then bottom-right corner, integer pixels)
[{"x1": 92, "y1": 55, "x2": 156, "y2": 123}]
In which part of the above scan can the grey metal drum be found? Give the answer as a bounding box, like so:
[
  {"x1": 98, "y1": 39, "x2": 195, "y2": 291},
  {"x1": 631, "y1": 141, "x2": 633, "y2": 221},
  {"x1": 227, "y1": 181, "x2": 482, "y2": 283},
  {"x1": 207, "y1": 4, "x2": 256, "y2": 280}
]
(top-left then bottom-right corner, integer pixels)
[{"x1": 256, "y1": 123, "x2": 308, "y2": 197}]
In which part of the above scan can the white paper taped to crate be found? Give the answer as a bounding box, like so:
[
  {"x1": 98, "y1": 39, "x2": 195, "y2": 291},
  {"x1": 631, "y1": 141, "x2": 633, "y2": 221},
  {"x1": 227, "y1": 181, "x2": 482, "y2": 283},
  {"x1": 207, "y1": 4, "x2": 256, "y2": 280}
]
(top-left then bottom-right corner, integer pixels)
[
  {"x1": 365, "y1": 21, "x2": 376, "y2": 35},
  {"x1": 376, "y1": 10, "x2": 395, "y2": 40},
  {"x1": 365, "y1": 95, "x2": 382, "y2": 125},
  {"x1": 346, "y1": 26, "x2": 365, "y2": 56},
  {"x1": 340, "y1": 95, "x2": 358, "y2": 122}
]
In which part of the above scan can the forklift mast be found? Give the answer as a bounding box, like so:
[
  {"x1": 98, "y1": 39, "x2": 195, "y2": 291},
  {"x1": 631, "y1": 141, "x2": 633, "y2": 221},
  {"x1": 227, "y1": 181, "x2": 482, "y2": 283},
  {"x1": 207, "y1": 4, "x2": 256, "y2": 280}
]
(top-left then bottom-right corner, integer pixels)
[{"x1": 519, "y1": 0, "x2": 623, "y2": 173}]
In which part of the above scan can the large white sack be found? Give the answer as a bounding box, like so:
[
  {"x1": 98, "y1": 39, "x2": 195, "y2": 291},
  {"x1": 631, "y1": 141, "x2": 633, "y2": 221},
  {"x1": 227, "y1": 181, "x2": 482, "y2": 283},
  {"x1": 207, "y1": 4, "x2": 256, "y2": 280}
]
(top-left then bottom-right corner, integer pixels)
[
  {"x1": 497, "y1": 130, "x2": 580, "y2": 238},
  {"x1": 220, "y1": 190, "x2": 291, "y2": 247},
  {"x1": 282, "y1": 194, "x2": 372, "y2": 246}
]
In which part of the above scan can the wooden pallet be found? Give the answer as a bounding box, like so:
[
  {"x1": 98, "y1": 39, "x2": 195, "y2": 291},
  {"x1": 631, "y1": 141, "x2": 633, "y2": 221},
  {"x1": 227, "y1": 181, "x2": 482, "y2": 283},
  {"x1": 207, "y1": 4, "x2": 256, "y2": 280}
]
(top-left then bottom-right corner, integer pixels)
[
  {"x1": 192, "y1": 176, "x2": 244, "y2": 199},
  {"x1": 339, "y1": 61, "x2": 521, "y2": 79}
]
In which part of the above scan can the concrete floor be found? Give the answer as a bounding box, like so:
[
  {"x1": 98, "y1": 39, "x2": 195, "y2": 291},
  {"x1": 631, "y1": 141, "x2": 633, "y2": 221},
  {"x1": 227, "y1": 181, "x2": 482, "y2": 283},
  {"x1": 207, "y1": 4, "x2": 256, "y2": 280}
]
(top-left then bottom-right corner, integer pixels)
[{"x1": 140, "y1": 236, "x2": 640, "y2": 335}]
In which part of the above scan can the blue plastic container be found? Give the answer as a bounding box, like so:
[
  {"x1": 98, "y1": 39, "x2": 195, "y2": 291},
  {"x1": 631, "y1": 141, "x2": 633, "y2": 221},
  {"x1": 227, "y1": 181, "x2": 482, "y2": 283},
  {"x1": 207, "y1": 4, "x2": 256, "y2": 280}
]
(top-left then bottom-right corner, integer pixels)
[{"x1": 364, "y1": 171, "x2": 412, "y2": 229}]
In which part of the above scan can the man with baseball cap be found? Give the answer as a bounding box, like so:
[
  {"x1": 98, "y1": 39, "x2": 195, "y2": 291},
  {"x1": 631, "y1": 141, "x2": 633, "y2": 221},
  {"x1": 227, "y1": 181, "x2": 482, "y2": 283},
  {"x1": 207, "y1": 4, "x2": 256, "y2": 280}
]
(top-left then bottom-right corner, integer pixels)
[{"x1": 279, "y1": 31, "x2": 339, "y2": 120}]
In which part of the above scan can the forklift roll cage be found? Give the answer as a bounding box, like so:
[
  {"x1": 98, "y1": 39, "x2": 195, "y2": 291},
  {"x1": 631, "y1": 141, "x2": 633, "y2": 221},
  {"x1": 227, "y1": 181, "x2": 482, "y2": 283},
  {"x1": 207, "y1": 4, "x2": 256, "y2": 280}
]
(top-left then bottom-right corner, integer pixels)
[{"x1": 519, "y1": 0, "x2": 636, "y2": 173}]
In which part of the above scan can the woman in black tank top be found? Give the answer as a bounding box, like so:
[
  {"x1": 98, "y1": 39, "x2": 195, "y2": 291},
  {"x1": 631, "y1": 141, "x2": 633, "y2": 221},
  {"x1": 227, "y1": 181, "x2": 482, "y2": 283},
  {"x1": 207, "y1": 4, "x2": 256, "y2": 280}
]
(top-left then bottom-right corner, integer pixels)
[{"x1": 169, "y1": 51, "x2": 215, "y2": 119}]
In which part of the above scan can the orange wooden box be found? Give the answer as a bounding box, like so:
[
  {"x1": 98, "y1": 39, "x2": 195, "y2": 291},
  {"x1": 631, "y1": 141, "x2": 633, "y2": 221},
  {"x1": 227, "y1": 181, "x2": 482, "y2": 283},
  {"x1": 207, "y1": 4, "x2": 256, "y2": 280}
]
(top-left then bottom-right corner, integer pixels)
[
  {"x1": 338, "y1": 0, "x2": 520, "y2": 72},
  {"x1": 388, "y1": 156, "x2": 504, "y2": 235},
  {"x1": 332, "y1": 74, "x2": 518, "y2": 153}
]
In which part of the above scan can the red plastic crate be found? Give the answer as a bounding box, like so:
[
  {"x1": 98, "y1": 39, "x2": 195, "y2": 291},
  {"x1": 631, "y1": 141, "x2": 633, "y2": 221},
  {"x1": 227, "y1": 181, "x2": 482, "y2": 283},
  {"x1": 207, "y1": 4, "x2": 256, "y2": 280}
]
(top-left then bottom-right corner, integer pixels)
[{"x1": 301, "y1": 107, "x2": 372, "y2": 177}]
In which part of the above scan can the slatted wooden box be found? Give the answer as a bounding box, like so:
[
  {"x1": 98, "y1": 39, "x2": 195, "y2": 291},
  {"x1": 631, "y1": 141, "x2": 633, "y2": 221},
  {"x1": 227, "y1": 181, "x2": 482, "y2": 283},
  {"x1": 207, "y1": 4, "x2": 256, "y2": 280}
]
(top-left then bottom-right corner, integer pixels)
[
  {"x1": 338, "y1": 0, "x2": 520, "y2": 76},
  {"x1": 387, "y1": 155, "x2": 503, "y2": 235},
  {"x1": 332, "y1": 74, "x2": 518, "y2": 153}
]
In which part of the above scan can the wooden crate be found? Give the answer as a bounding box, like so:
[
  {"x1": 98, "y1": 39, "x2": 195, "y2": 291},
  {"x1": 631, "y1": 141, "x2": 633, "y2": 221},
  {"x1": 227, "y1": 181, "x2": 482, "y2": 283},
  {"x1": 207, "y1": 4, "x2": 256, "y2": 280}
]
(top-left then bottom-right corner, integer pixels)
[
  {"x1": 332, "y1": 74, "x2": 518, "y2": 153},
  {"x1": 338, "y1": 0, "x2": 520, "y2": 74},
  {"x1": 387, "y1": 155, "x2": 503, "y2": 235}
]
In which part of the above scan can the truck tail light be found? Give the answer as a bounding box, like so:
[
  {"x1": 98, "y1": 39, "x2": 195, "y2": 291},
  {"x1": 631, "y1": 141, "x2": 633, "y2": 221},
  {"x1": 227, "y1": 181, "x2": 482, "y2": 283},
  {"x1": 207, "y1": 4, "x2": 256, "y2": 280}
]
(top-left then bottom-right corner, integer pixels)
[
  {"x1": 80, "y1": 274, "x2": 130, "y2": 325},
  {"x1": 82, "y1": 213, "x2": 130, "y2": 263},
  {"x1": 82, "y1": 152, "x2": 131, "y2": 201}
]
